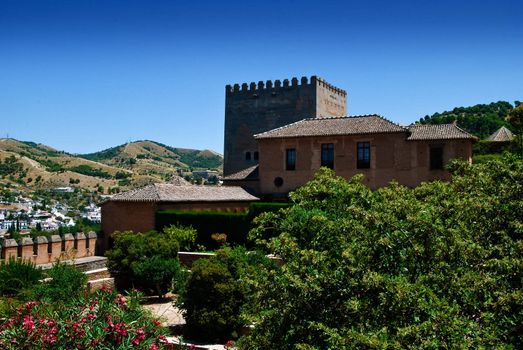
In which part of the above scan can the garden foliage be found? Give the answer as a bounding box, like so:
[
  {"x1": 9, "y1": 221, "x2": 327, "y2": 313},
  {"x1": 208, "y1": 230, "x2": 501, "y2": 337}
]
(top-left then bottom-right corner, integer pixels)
[
  {"x1": 156, "y1": 202, "x2": 290, "y2": 249},
  {"x1": 0, "y1": 287, "x2": 169, "y2": 349},
  {"x1": 240, "y1": 155, "x2": 523, "y2": 349},
  {"x1": 106, "y1": 230, "x2": 182, "y2": 296},
  {"x1": 33, "y1": 261, "x2": 88, "y2": 303},
  {"x1": 0, "y1": 257, "x2": 43, "y2": 297},
  {"x1": 180, "y1": 247, "x2": 274, "y2": 343}
]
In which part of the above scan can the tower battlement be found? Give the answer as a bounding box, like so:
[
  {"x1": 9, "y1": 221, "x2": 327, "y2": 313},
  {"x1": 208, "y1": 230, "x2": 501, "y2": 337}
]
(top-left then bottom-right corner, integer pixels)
[
  {"x1": 225, "y1": 75, "x2": 347, "y2": 97},
  {"x1": 224, "y1": 75, "x2": 348, "y2": 176}
]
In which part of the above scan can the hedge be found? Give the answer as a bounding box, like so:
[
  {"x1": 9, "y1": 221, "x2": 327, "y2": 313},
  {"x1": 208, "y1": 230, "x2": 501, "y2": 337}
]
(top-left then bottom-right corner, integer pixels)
[{"x1": 156, "y1": 202, "x2": 290, "y2": 249}]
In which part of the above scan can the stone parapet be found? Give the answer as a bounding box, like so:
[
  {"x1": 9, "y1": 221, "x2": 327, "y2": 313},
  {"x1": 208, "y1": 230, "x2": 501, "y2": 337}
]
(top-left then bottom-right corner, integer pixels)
[{"x1": 0, "y1": 232, "x2": 98, "y2": 263}]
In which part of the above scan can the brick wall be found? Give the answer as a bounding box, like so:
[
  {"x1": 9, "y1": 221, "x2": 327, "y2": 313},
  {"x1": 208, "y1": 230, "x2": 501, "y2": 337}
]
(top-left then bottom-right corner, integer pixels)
[
  {"x1": 257, "y1": 133, "x2": 473, "y2": 195},
  {"x1": 0, "y1": 231, "x2": 98, "y2": 264}
]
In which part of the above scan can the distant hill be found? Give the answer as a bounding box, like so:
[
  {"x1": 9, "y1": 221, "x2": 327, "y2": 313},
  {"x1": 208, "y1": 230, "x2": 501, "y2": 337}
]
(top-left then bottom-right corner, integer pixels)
[
  {"x1": 0, "y1": 139, "x2": 223, "y2": 194},
  {"x1": 80, "y1": 140, "x2": 223, "y2": 175},
  {"x1": 417, "y1": 101, "x2": 519, "y2": 139}
]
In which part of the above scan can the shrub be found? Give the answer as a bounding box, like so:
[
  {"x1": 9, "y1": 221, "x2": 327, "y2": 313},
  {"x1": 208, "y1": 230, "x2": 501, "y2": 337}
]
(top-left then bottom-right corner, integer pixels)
[
  {"x1": 33, "y1": 261, "x2": 88, "y2": 302},
  {"x1": 106, "y1": 230, "x2": 181, "y2": 294},
  {"x1": 156, "y1": 202, "x2": 291, "y2": 249},
  {"x1": 0, "y1": 288, "x2": 169, "y2": 349},
  {"x1": 0, "y1": 257, "x2": 43, "y2": 297},
  {"x1": 132, "y1": 256, "x2": 182, "y2": 297},
  {"x1": 180, "y1": 247, "x2": 273, "y2": 343},
  {"x1": 163, "y1": 225, "x2": 197, "y2": 251}
]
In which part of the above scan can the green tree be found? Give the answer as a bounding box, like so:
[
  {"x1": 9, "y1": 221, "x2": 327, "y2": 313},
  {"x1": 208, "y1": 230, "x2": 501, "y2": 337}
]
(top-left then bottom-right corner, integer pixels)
[
  {"x1": 507, "y1": 104, "x2": 523, "y2": 157},
  {"x1": 241, "y1": 160, "x2": 523, "y2": 349}
]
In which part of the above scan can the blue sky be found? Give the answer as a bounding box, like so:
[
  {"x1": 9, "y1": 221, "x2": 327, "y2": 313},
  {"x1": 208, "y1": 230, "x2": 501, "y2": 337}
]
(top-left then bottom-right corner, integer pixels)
[{"x1": 1, "y1": 0, "x2": 521, "y2": 154}]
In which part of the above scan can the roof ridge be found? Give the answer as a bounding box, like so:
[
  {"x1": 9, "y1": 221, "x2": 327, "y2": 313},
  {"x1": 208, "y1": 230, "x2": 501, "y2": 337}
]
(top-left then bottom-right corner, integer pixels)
[{"x1": 254, "y1": 117, "x2": 314, "y2": 138}]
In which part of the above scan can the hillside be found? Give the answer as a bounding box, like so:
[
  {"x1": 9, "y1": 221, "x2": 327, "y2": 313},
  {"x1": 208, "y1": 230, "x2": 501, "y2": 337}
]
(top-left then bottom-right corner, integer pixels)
[
  {"x1": 80, "y1": 140, "x2": 223, "y2": 176},
  {"x1": 417, "y1": 101, "x2": 519, "y2": 139},
  {"x1": 0, "y1": 139, "x2": 223, "y2": 195}
]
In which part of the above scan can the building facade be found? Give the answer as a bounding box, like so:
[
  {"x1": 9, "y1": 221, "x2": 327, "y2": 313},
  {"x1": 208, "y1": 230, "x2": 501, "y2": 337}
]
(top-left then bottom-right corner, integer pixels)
[{"x1": 224, "y1": 76, "x2": 347, "y2": 176}]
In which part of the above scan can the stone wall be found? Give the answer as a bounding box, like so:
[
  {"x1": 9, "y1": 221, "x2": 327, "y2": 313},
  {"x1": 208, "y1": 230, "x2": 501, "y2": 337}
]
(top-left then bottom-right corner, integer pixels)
[
  {"x1": 223, "y1": 76, "x2": 347, "y2": 176},
  {"x1": 0, "y1": 231, "x2": 98, "y2": 264}
]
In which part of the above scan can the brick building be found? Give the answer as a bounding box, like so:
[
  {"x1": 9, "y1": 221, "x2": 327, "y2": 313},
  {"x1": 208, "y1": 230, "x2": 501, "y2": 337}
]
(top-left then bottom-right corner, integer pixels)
[
  {"x1": 223, "y1": 76, "x2": 477, "y2": 197},
  {"x1": 101, "y1": 181, "x2": 258, "y2": 247}
]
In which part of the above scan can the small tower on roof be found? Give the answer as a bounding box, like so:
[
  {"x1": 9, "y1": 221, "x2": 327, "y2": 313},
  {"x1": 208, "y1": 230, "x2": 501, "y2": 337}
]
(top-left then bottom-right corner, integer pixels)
[{"x1": 486, "y1": 126, "x2": 514, "y2": 142}]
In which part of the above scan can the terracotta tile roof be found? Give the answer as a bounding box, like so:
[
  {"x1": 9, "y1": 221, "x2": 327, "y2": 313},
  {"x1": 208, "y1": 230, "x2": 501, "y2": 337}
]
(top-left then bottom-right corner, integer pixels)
[
  {"x1": 223, "y1": 165, "x2": 259, "y2": 181},
  {"x1": 407, "y1": 124, "x2": 477, "y2": 141},
  {"x1": 109, "y1": 183, "x2": 258, "y2": 203},
  {"x1": 254, "y1": 115, "x2": 405, "y2": 139},
  {"x1": 486, "y1": 126, "x2": 514, "y2": 142}
]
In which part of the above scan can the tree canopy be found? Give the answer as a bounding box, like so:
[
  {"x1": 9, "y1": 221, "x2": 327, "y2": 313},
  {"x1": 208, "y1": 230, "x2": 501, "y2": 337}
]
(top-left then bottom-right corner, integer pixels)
[
  {"x1": 418, "y1": 101, "x2": 516, "y2": 139},
  {"x1": 241, "y1": 157, "x2": 523, "y2": 349}
]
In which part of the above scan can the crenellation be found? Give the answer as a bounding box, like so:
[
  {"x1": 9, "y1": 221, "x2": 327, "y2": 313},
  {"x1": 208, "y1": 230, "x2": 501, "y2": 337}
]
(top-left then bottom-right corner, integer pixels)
[{"x1": 224, "y1": 74, "x2": 348, "y2": 175}]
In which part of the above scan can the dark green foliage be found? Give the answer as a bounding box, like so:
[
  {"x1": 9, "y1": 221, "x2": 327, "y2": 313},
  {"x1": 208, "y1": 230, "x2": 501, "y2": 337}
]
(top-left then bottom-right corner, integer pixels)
[
  {"x1": 33, "y1": 261, "x2": 88, "y2": 302},
  {"x1": 180, "y1": 247, "x2": 272, "y2": 343},
  {"x1": 115, "y1": 170, "x2": 131, "y2": 179},
  {"x1": 0, "y1": 257, "x2": 43, "y2": 297},
  {"x1": 419, "y1": 101, "x2": 514, "y2": 139},
  {"x1": 105, "y1": 230, "x2": 180, "y2": 294},
  {"x1": 133, "y1": 256, "x2": 182, "y2": 297},
  {"x1": 68, "y1": 164, "x2": 112, "y2": 179},
  {"x1": 156, "y1": 211, "x2": 250, "y2": 248},
  {"x1": 37, "y1": 158, "x2": 64, "y2": 172},
  {"x1": 156, "y1": 203, "x2": 290, "y2": 249},
  {"x1": 0, "y1": 155, "x2": 24, "y2": 177},
  {"x1": 241, "y1": 157, "x2": 523, "y2": 349},
  {"x1": 80, "y1": 144, "x2": 125, "y2": 161}
]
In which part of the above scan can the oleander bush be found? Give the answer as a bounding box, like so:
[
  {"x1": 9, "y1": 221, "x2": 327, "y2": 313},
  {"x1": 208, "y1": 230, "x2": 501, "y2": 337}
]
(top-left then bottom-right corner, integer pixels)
[{"x1": 0, "y1": 287, "x2": 169, "y2": 349}]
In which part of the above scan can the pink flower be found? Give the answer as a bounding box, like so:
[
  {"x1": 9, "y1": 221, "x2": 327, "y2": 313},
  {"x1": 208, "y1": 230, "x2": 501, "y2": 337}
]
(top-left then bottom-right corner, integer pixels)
[
  {"x1": 224, "y1": 340, "x2": 236, "y2": 348},
  {"x1": 152, "y1": 319, "x2": 161, "y2": 327},
  {"x1": 114, "y1": 294, "x2": 128, "y2": 308},
  {"x1": 131, "y1": 338, "x2": 141, "y2": 346},
  {"x1": 149, "y1": 344, "x2": 159, "y2": 350},
  {"x1": 23, "y1": 315, "x2": 35, "y2": 333}
]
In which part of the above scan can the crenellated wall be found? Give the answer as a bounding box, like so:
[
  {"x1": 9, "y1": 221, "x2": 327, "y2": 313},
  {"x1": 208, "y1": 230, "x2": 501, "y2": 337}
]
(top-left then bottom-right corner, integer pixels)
[
  {"x1": 0, "y1": 231, "x2": 99, "y2": 264},
  {"x1": 224, "y1": 75, "x2": 347, "y2": 176}
]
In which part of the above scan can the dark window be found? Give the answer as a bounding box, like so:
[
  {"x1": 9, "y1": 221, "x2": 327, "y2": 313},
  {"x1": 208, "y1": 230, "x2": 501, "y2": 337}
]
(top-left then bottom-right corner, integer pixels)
[
  {"x1": 253, "y1": 151, "x2": 259, "y2": 161},
  {"x1": 286, "y1": 148, "x2": 296, "y2": 170},
  {"x1": 274, "y1": 177, "x2": 284, "y2": 187},
  {"x1": 430, "y1": 146, "x2": 443, "y2": 169},
  {"x1": 357, "y1": 142, "x2": 371, "y2": 169},
  {"x1": 245, "y1": 151, "x2": 251, "y2": 161},
  {"x1": 321, "y1": 143, "x2": 334, "y2": 169}
]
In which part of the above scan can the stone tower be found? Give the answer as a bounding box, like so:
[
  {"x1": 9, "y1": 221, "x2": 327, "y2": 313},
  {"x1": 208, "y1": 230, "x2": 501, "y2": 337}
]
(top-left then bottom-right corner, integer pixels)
[{"x1": 223, "y1": 75, "x2": 347, "y2": 176}]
